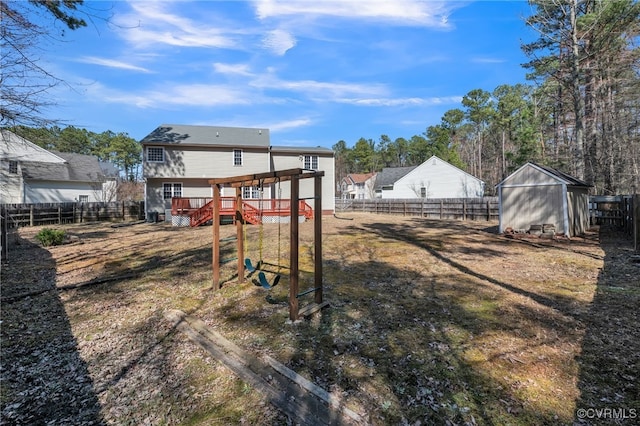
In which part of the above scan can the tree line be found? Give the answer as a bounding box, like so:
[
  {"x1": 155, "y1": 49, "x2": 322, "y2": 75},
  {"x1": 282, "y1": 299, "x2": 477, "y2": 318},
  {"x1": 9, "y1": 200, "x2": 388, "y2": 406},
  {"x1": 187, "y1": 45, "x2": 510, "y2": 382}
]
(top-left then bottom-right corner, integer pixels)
[
  {"x1": 335, "y1": 0, "x2": 640, "y2": 196},
  {"x1": 2, "y1": 1, "x2": 639, "y2": 197}
]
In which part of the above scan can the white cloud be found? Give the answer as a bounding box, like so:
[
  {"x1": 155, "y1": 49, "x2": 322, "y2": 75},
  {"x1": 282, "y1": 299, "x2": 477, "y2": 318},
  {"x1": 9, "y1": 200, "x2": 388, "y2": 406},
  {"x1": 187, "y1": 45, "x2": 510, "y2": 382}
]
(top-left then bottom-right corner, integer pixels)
[
  {"x1": 471, "y1": 57, "x2": 507, "y2": 64},
  {"x1": 213, "y1": 63, "x2": 254, "y2": 76},
  {"x1": 253, "y1": 0, "x2": 457, "y2": 28},
  {"x1": 267, "y1": 118, "x2": 313, "y2": 131},
  {"x1": 117, "y1": 2, "x2": 240, "y2": 49},
  {"x1": 76, "y1": 57, "x2": 152, "y2": 73},
  {"x1": 250, "y1": 74, "x2": 388, "y2": 98},
  {"x1": 100, "y1": 84, "x2": 255, "y2": 108},
  {"x1": 336, "y1": 96, "x2": 463, "y2": 106},
  {"x1": 262, "y1": 29, "x2": 297, "y2": 55}
]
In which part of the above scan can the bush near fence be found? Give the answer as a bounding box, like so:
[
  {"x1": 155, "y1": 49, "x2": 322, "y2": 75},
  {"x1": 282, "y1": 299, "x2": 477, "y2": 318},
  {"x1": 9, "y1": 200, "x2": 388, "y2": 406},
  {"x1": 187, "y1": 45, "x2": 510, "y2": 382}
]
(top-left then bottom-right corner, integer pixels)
[
  {"x1": 335, "y1": 197, "x2": 499, "y2": 221},
  {"x1": 0, "y1": 201, "x2": 145, "y2": 228}
]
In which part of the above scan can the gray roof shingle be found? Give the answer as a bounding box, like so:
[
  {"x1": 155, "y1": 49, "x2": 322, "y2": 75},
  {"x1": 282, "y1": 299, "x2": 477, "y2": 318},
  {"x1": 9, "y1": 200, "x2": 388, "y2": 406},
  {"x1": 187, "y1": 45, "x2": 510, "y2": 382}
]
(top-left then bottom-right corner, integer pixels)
[
  {"x1": 140, "y1": 124, "x2": 270, "y2": 148},
  {"x1": 373, "y1": 166, "x2": 417, "y2": 190},
  {"x1": 22, "y1": 151, "x2": 108, "y2": 182}
]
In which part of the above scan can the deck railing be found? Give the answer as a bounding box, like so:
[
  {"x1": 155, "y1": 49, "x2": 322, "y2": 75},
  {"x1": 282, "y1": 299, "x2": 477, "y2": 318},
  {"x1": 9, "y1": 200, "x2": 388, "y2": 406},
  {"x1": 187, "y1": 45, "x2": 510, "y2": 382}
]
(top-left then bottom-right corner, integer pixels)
[{"x1": 171, "y1": 197, "x2": 314, "y2": 226}]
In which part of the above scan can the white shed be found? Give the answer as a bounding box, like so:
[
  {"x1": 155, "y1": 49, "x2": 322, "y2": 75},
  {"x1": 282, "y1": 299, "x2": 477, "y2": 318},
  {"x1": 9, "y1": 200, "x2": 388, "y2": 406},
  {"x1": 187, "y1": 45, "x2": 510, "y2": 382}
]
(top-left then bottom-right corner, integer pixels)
[
  {"x1": 374, "y1": 156, "x2": 484, "y2": 199},
  {"x1": 497, "y1": 162, "x2": 592, "y2": 237}
]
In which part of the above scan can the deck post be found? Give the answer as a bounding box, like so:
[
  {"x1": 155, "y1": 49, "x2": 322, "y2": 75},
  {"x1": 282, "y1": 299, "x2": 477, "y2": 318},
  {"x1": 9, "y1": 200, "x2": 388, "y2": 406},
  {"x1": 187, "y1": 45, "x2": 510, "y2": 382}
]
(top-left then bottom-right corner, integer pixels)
[
  {"x1": 236, "y1": 187, "x2": 245, "y2": 284},
  {"x1": 212, "y1": 184, "x2": 221, "y2": 290},
  {"x1": 314, "y1": 176, "x2": 323, "y2": 305},
  {"x1": 289, "y1": 175, "x2": 300, "y2": 321}
]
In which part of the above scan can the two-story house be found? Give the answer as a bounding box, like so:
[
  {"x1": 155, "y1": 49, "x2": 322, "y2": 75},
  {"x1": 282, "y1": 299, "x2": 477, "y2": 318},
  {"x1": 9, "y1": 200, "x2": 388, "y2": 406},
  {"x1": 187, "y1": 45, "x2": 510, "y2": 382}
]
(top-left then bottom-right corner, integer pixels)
[
  {"x1": 1, "y1": 130, "x2": 118, "y2": 204},
  {"x1": 340, "y1": 173, "x2": 376, "y2": 200},
  {"x1": 140, "y1": 124, "x2": 335, "y2": 221},
  {"x1": 374, "y1": 155, "x2": 484, "y2": 199}
]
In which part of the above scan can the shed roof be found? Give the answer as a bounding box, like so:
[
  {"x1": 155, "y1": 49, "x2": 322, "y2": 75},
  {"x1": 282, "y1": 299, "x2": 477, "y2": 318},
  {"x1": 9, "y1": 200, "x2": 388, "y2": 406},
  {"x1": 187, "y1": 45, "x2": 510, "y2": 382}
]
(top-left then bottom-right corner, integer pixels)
[
  {"x1": 373, "y1": 166, "x2": 417, "y2": 190},
  {"x1": 140, "y1": 124, "x2": 270, "y2": 148},
  {"x1": 497, "y1": 162, "x2": 592, "y2": 188}
]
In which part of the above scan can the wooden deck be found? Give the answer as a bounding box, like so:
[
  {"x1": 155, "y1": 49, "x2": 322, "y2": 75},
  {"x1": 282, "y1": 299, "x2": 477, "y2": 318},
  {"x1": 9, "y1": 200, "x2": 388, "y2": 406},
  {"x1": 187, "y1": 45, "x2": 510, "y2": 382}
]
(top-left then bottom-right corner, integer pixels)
[{"x1": 171, "y1": 197, "x2": 313, "y2": 227}]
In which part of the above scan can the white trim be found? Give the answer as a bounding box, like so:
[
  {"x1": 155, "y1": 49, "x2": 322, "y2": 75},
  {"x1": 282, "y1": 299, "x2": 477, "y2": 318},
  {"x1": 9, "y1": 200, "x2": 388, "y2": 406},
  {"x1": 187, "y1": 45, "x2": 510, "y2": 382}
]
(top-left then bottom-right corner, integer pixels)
[
  {"x1": 162, "y1": 182, "x2": 183, "y2": 200},
  {"x1": 498, "y1": 185, "x2": 503, "y2": 233},
  {"x1": 562, "y1": 184, "x2": 570, "y2": 238},
  {"x1": 499, "y1": 182, "x2": 564, "y2": 189},
  {"x1": 147, "y1": 146, "x2": 165, "y2": 162},
  {"x1": 233, "y1": 148, "x2": 243, "y2": 166}
]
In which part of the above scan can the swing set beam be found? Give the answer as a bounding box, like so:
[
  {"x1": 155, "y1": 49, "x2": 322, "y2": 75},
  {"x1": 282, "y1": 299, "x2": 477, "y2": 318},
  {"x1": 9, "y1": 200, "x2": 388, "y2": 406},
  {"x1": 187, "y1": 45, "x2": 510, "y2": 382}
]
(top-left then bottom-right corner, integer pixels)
[{"x1": 209, "y1": 168, "x2": 325, "y2": 322}]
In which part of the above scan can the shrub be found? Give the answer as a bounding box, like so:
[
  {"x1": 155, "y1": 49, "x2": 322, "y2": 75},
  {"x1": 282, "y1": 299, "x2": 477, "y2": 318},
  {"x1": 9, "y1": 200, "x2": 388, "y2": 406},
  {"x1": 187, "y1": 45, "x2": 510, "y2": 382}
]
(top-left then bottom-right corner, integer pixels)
[{"x1": 35, "y1": 228, "x2": 66, "y2": 247}]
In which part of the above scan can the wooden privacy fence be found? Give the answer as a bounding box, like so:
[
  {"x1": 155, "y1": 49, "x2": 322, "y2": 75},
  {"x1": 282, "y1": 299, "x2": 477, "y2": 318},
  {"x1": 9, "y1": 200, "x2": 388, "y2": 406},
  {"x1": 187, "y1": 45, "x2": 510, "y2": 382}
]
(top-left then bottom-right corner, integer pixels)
[
  {"x1": 0, "y1": 201, "x2": 145, "y2": 228},
  {"x1": 335, "y1": 197, "x2": 499, "y2": 221},
  {"x1": 590, "y1": 195, "x2": 640, "y2": 251}
]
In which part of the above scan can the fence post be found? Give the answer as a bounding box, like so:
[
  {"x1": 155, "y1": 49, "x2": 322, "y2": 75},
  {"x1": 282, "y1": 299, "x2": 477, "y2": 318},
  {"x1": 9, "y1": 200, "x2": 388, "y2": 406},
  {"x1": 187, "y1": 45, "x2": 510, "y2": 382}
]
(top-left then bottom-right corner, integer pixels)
[
  {"x1": 634, "y1": 194, "x2": 639, "y2": 252},
  {"x1": 80, "y1": 203, "x2": 84, "y2": 223},
  {"x1": 440, "y1": 200, "x2": 443, "y2": 219},
  {"x1": 58, "y1": 206, "x2": 62, "y2": 224},
  {"x1": 1, "y1": 206, "x2": 7, "y2": 262},
  {"x1": 463, "y1": 200, "x2": 466, "y2": 221},
  {"x1": 30, "y1": 205, "x2": 34, "y2": 226}
]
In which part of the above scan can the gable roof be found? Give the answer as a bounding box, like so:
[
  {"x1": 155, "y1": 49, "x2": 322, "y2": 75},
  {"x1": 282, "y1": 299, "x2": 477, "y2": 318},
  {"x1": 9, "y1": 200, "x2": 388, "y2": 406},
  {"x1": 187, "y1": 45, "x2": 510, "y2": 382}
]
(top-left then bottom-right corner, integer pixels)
[
  {"x1": 497, "y1": 162, "x2": 592, "y2": 188},
  {"x1": 22, "y1": 151, "x2": 107, "y2": 183},
  {"x1": 343, "y1": 172, "x2": 375, "y2": 185},
  {"x1": 140, "y1": 124, "x2": 270, "y2": 148},
  {"x1": 374, "y1": 166, "x2": 417, "y2": 190},
  {"x1": 532, "y1": 162, "x2": 591, "y2": 187},
  {"x1": 1, "y1": 130, "x2": 65, "y2": 163}
]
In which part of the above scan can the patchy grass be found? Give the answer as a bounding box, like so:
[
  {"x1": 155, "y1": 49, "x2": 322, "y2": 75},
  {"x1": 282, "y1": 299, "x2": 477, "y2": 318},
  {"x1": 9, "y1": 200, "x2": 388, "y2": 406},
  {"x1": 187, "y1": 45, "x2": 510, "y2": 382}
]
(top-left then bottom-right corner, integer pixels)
[{"x1": 2, "y1": 214, "x2": 638, "y2": 425}]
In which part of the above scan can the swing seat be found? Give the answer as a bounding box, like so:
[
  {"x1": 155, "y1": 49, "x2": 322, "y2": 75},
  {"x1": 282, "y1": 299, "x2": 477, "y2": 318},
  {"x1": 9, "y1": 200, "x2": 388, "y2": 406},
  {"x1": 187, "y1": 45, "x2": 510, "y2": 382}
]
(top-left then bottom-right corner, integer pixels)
[
  {"x1": 244, "y1": 258, "x2": 260, "y2": 273},
  {"x1": 255, "y1": 271, "x2": 280, "y2": 289}
]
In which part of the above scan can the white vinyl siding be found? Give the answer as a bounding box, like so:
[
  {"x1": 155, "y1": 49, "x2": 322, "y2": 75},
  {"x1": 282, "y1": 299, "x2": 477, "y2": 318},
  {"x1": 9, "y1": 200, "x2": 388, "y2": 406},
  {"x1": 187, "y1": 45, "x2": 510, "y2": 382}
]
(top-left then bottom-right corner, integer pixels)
[
  {"x1": 144, "y1": 146, "x2": 267, "y2": 178},
  {"x1": 147, "y1": 147, "x2": 164, "y2": 162},
  {"x1": 379, "y1": 156, "x2": 484, "y2": 199},
  {"x1": 163, "y1": 183, "x2": 182, "y2": 200}
]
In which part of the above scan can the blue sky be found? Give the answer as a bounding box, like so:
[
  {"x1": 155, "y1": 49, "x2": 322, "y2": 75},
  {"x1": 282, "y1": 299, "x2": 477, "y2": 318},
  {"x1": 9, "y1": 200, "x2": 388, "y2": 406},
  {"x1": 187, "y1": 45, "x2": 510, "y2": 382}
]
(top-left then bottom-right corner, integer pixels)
[{"x1": 41, "y1": 0, "x2": 535, "y2": 148}]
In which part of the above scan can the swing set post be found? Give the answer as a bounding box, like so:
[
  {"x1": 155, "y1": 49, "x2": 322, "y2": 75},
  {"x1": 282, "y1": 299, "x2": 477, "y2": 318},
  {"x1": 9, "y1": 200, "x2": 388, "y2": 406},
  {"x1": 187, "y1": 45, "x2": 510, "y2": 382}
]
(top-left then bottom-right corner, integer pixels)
[
  {"x1": 212, "y1": 184, "x2": 221, "y2": 290},
  {"x1": 289, "y1": 175, "x2": 300, "y2": 322},
  {"x1": 235, "y1": 187, "x2": 245, "y2": 284},
  {"x1": 314, "y1": 175, "x2": 323, "y2": 305}
]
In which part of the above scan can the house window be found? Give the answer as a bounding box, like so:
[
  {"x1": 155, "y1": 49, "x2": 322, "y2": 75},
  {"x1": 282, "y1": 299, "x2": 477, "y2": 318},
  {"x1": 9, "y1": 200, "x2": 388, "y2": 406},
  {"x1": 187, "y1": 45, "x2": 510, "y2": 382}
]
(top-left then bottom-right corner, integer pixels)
[
  {"x1": 8, "y1": 160, "x2": 18, "y2": 174},
  {"x1": 163, "y1": 183, "x2": 182, "y2": 200},
  {"x1": 421, "y1": 187, "x2": 427, "y2": 198},
  {"x1": 242, "y1": 186, "x2": 260, "y2": 199},
  {"x1": 78, "y1": 195, "x2": 89, "y2": 203},
  {"x1": 233, "y1": 149, "x2": 243, "y2": 166},
  {"x1": 304, "y1": 155, "x2": 318, "y2": 170},
  {"x1": 147, "y1": 147, "x2": 164, "y2": 162}
]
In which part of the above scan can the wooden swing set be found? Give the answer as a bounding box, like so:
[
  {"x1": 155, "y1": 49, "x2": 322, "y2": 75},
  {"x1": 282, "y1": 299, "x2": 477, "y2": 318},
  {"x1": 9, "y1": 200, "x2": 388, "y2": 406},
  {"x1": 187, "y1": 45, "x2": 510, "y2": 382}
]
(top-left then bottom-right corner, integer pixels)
[{"x1": 208, "y1": 168, "x2": 327, "y2": 322}]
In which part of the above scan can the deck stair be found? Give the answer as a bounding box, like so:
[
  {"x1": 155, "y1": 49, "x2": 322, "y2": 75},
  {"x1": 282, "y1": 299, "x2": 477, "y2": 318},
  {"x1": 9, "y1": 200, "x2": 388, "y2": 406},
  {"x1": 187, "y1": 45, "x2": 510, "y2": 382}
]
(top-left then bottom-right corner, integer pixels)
[{"x1": 172, "y1": 197, "x2": 314, "y2": 227}]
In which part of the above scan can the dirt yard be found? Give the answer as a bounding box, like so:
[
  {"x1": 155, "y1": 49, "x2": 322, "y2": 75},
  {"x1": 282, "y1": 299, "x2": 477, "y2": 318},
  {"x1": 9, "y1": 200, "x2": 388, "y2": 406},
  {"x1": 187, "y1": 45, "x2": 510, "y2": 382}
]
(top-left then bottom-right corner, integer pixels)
[{"x1": 1, "y1": 214, "x2": 638, "y2": 425}]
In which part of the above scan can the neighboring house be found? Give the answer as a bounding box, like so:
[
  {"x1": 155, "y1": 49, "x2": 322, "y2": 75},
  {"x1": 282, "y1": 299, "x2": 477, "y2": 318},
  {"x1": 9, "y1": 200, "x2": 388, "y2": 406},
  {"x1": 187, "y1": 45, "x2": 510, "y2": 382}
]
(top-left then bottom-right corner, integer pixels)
[
  {"x1": 0, "y1": 130, "x2": 118, "y2": 204},
  {"x1": 140, "y1": 124, "x2": 335, "y2": 219},
  {"x1": 374, "y1": 155, "x2": 484, "y2": 199},
  {"x1": 497, "y1": 162, "x2": 592, "y2": 237},
  {"x1": 340, "y1": 173, "x2": 376, "y2": 199}
]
